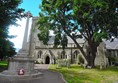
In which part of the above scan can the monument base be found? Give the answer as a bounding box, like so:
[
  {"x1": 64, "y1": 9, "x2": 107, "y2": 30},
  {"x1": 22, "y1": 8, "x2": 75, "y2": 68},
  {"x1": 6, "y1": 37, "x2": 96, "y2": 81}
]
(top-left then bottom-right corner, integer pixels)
[
  {"x1": 0, "y1": 70, "x2": 42, "y2": 81},
  {"x1": 0, "y1": 51, "x2": 43, "y2": 81}
]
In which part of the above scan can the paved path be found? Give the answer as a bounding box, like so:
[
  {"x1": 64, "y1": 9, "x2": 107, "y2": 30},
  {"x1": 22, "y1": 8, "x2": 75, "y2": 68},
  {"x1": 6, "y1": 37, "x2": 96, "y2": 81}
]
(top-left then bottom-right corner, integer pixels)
[
  {"x1": 35, "y1": 64, "x2": 49, "y2": 69},
  {"x1": 0, "y1": 64, "x2": 67, "y2": 83},
  {"x1": 35, "y1": 64, "x2": 66, "y2": 83}
]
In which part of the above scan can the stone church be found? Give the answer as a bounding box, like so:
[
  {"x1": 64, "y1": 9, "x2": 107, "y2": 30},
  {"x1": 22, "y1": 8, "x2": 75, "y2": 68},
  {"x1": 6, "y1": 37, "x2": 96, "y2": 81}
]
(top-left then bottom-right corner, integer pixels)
[
  {"x1": 28, "y1": 17, "x2": 85, "y2": 64},
  {"x1": 28, "y1": 17, "x2": 118, "y2": 66}
]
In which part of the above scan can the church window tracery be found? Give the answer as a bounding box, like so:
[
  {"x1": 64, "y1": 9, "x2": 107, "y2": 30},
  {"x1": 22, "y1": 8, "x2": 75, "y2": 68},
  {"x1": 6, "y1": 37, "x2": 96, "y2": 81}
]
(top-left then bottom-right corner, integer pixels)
[
  {"x1": 38, "y1": 50, "x2": 42, "y2": 58},
  {"x1": 60, "y1": 50, "x2": 67, "y2": 59}
]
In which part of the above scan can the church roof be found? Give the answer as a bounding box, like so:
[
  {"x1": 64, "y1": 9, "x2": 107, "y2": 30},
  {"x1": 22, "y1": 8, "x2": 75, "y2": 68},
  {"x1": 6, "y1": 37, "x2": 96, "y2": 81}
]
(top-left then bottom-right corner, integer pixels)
[
  {"x1": 47, "y1": 36, "x2": 85, "y2": 45},
  {"x1": 104, "y1": 38, "x2": 118, "y2": 50},
  {"x1": 47, "y1": 36, "x2": 55, "y2": 44},
  {"x1": 67, "y1": 36, "x2": 85, "y2": 44}
]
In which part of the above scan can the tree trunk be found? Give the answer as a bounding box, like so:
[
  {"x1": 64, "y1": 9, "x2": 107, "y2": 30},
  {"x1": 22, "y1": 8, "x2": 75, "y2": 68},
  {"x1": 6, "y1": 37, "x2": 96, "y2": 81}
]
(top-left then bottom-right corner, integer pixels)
[
  {"x1": 63, "y1": 27, "x2": 99, "y2": 68},
  {"x1": 87, "y1": 52, "x2": 96, "y2": 67},
  {"x1": 87, "y1": 41, "x2": 98, "y2": 68}
]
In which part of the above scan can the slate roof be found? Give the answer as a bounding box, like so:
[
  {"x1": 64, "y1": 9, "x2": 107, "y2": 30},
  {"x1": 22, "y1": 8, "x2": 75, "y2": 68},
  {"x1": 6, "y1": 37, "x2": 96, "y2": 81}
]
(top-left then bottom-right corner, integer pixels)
[
  {"x1": 47, "y1": 36, "x2": 55, "y2": 44},
  {"x1": 46, "y1": 35, "x2": 118, "y2": 50},
  {"x1": 47, "y1": 36, "x2": 85, "y2": 45},
  {"x1": 67, "y1": 36, "x2": 85, "y2": 44},
  {"x1": 105, "y1": 38, "x2": 118, "y2": 50}
]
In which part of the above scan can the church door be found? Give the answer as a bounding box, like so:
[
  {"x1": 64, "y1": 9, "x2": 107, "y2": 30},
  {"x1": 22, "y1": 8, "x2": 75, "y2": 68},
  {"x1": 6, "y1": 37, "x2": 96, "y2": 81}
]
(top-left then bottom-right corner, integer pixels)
[{"x1": 45, "y1": 56, "x2": 50, "y2": 64}]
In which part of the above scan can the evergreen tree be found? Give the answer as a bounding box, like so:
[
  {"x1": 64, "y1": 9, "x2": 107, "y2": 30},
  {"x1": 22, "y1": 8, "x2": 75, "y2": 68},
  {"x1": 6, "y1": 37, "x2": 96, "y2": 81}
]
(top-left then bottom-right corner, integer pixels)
[{"x1": 0, "y1": 0, "x2": 24, "y2": 60}]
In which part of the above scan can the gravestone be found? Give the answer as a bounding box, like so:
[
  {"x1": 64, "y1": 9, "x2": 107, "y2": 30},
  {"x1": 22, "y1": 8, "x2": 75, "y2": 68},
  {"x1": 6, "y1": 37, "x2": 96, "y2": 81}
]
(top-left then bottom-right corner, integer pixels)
[{"x1": 95, "y1": 42, "x2": 109, "y2": 69}]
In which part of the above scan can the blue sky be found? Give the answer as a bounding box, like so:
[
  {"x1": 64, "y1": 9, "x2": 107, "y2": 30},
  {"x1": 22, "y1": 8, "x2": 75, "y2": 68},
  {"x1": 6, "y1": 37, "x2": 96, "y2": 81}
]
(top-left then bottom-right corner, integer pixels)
[
  {"x1": 19, "y1": 0, "x2": 42, "y2": 16},
  {"x1": 9, "y1": 0, "x2": 42, "y2": 51}
]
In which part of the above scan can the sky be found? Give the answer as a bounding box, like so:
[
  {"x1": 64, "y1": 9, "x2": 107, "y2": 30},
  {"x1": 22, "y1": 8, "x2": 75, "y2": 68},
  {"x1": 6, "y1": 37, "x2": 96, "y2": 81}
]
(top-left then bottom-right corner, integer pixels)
[{"x1": 9, "y1": 0, "x2": 42, "y2": 51}]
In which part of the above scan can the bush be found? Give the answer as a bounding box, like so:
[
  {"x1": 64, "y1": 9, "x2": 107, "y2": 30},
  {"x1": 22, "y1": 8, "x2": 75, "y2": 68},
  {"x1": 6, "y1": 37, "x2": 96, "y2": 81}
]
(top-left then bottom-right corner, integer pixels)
[
  {"x1": 108, "y1": 56, "x2": 116, "y2": 61},
  {"x1": 35, "y1": 59, "x2": 43, "y2": 64},
  {"x1": 108, "y1": 56, "x2": 118, "y2": 66},
  {"x1": 56, "y1": 59, "x2": 70, "y2": 68},
  {"x1": 78, "y1": 55, "x2": 84, "y2": 64}
]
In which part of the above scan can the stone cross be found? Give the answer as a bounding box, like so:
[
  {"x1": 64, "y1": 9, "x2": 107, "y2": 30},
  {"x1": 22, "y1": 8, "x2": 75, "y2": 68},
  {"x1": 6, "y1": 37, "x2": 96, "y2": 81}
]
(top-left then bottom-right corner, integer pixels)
[{"x1": 22, "y1": 11, "x2": 32, "y2": 50}]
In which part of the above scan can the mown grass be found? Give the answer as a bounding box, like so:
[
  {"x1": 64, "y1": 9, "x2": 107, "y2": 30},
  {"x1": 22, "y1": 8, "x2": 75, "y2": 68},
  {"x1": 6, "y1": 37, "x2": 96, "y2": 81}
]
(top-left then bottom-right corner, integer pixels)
[
  {"x1": 0, "y1": 61, "x2": 8, "y2": 72},
  {"x1": 49, "y1": 64, "x2": 118, "y2": 83}
]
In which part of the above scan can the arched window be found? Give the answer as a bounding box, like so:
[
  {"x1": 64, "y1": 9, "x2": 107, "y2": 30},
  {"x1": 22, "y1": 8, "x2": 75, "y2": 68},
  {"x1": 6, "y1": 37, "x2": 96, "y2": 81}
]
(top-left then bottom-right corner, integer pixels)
[
  {"x1": 61, "y1": 50, "x2": 67, "y2": 59},
  {"x1": 73, "y1": 50, "x2": 79, "y2": 59},
  {"x1": 38, "y1": 50, "x2": 42, "y2": 58}
]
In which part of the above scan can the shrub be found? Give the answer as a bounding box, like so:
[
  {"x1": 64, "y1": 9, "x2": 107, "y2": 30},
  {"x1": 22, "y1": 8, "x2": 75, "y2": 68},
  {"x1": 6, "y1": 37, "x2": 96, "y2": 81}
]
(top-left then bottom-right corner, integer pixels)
[
  {"x1": 108, "y1": 56, "x2": 118, "y2": 66},
  {"x1": 78, "y1": 55, "x2": 84, "y2": 64},
  {"x1": 56, "y1": 59, "x2": 70, "y2": 68},
  {"x1": 35, "y1": 59, "x2": 43, "y2": 64}
]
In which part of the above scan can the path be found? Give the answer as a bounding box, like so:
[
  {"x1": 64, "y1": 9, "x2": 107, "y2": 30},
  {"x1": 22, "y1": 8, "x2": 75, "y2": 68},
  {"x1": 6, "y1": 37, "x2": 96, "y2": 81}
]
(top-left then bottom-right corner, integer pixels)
[
  {"x1": 35, "y1": 64, "x2": 66, "y2": 83},
  {"x1": 0, "y1": 64, "x2": 67, "y2": 83}
]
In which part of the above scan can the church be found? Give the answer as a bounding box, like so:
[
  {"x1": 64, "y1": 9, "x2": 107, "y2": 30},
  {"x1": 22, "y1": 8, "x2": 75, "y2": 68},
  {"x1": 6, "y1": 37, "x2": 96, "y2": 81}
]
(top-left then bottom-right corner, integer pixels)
[
  {"x1": 28, "y1": 17, "x2": 85, "y2": 64},
  {"x1": 28, "y1": 17, "x2": 118, "y2": 66}
]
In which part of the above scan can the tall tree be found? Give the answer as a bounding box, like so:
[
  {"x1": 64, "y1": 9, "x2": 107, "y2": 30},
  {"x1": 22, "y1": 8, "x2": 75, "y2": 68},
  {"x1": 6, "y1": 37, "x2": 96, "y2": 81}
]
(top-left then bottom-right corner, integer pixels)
[
  {"x1": 0, "y1": 0, "x2": 24, "y2": 60},
  {"x1": 37, "y1": 0, "x2": 118, "y2": 67}
]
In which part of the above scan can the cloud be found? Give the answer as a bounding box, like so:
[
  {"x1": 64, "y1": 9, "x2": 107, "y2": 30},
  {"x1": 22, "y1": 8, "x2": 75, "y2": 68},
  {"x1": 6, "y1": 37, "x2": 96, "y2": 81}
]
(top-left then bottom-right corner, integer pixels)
[{"x1": 9, "y1": 18, "x2": 32, "y2": 51}]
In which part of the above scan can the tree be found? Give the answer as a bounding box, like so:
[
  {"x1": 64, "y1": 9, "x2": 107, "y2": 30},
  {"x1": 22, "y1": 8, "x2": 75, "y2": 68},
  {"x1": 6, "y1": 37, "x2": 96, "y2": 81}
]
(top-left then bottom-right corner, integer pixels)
[
  {"x1": 37, "y1": 0, "x2": 118, "y2": 67},
  {"x1": 0, "y1": 40, "x2": 16, "y2": 60},
  {"x1": 0, "y1": 0, "x2": 24, "y2": 60}
]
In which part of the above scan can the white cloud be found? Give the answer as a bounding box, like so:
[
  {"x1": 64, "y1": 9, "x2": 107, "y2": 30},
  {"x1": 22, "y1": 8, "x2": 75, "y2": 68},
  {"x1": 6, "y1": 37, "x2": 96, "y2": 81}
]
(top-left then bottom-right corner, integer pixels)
[{"x1": 9, "y1": 18, "x2": 32, "y2": 51}]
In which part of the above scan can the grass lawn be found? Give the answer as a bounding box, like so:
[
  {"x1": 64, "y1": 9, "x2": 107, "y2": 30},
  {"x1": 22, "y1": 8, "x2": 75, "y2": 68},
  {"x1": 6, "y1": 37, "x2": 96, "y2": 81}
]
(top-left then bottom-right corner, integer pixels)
[
  {"x1": 0, "y1": 61, "x2": 8, "y2": 72},
  {"x1": 49, "y1": 64, "x2": 118, "y2": 83}
]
